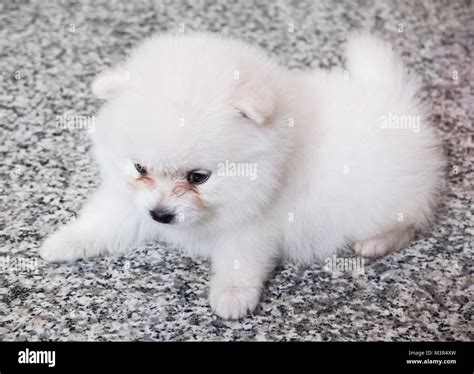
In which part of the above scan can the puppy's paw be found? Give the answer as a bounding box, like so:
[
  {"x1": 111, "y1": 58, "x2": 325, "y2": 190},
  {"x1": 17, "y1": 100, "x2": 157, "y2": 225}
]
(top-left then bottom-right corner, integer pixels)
[
  {"x1": 355, "y1": 227, "x2": 415, "y2": 258},
  {"x1": 209, "y1": 279, "x2": 261, "y2": 320},
  {"x1": 40, "y1": 226, "x2": 99, "y2": 263},
  {"x1": 354, "y1": 238, "x2": 391, "y2": 258}
]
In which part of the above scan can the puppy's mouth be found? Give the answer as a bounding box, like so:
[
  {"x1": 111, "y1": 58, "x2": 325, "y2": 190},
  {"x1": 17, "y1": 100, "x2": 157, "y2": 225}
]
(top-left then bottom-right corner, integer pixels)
[{"x1": 149, "y1": 209, "x2": 175, "y2": 224}]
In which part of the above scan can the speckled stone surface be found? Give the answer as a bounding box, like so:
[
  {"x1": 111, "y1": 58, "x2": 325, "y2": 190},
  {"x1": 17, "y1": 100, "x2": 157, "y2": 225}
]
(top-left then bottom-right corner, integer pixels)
[{"x1": 0, "y1": 0, "x2": 472, "y2": 341}]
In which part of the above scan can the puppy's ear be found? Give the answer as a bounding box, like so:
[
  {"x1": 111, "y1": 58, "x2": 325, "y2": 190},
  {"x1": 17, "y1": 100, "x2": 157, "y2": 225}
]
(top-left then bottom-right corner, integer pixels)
[
  {"x1": 91, "y1": 67, "x2": 130, "y2": 99},
  {"x1": 232, "y1": 82, "x2": 275, "y2": 125}
]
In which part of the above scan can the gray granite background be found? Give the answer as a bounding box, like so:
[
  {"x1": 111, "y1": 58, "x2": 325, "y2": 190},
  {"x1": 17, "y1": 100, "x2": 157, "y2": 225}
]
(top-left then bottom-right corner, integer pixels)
[{"x1": 0, "y1": 0, "x2": 472, "y2": 341}]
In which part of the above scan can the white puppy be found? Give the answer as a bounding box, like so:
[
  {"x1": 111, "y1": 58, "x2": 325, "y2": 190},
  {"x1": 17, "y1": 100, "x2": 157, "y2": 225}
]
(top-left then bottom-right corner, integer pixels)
[{"x1": 41, "y1": 33, "x2": 445, "y2": 319}]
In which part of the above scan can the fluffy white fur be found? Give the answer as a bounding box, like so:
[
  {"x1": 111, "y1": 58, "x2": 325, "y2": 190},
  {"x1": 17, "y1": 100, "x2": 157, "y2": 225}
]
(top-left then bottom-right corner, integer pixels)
[{"x1": 40, "y1": 33, "x2": 445, "y2": 319}]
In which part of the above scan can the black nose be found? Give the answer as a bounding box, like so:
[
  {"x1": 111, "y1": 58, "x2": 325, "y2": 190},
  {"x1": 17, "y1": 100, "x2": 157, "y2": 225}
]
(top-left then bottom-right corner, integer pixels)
[{"x1": 149, "y1": 208, "x2": 175, "y2": 224}]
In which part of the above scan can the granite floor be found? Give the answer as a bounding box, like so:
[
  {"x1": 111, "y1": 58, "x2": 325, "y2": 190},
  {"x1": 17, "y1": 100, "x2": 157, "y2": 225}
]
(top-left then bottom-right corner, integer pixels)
[{"x1": 0, "y1": 0, "x2": 472, "y2": 341}]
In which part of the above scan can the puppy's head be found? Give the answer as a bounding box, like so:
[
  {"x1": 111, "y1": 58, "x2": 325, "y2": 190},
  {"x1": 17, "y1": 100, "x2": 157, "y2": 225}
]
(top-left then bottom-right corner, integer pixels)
[{"x1": 92, "y1": 33, "x2": 289, "y2": 229}]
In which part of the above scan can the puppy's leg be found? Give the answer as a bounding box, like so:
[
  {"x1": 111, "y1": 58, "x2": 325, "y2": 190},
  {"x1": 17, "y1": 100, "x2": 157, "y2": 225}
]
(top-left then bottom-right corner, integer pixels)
[
  {"x1": 209, "y1": 224, "x2": 279, "y2": 320},
  {"x1": 40, "y1": 186, "x2": 143, "y2": 262},
  {"x1": 354, "y1": 226, "x2": 416, "y2": 258}
]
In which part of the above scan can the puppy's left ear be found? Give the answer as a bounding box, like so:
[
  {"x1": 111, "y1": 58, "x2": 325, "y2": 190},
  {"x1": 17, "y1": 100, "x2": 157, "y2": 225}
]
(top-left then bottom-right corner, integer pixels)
[
  {"x1": 232, "y1": 82, "x2": 275, "y2": 125},
  {"x1": 91, "y1": 67, "x2": 130, "y2": 100}
]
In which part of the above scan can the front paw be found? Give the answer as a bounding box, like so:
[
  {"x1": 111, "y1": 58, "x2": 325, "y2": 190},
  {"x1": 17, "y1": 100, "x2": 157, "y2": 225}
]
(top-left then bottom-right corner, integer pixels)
[
  {"x1": 209, "y1": 277, "x2": 261, "y2": 320},
  {"x1": 40, "y1": 226, "x2": 98, "y2": 263}
]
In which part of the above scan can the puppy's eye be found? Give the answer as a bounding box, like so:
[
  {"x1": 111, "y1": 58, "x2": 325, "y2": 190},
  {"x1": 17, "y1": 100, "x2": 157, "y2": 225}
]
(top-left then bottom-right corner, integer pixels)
[
  {"x1": 134, "y1": 163, "x2": 147, "y2": 175},
  {"x1": 186, "y1": 169, "x2": 211, "y2": 184}
]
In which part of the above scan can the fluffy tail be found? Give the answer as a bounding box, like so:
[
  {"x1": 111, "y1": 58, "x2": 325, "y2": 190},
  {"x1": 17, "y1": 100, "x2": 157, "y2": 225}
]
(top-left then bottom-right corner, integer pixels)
[{"x1": 345, "y1": 34, "x2": 417, "y2": 94}]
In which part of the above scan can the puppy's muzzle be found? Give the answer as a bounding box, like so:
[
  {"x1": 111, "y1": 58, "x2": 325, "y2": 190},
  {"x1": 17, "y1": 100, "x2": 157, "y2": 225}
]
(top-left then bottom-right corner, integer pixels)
[{"x1": 149, "y1": 208, "x2": 175, "y2": 224}]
